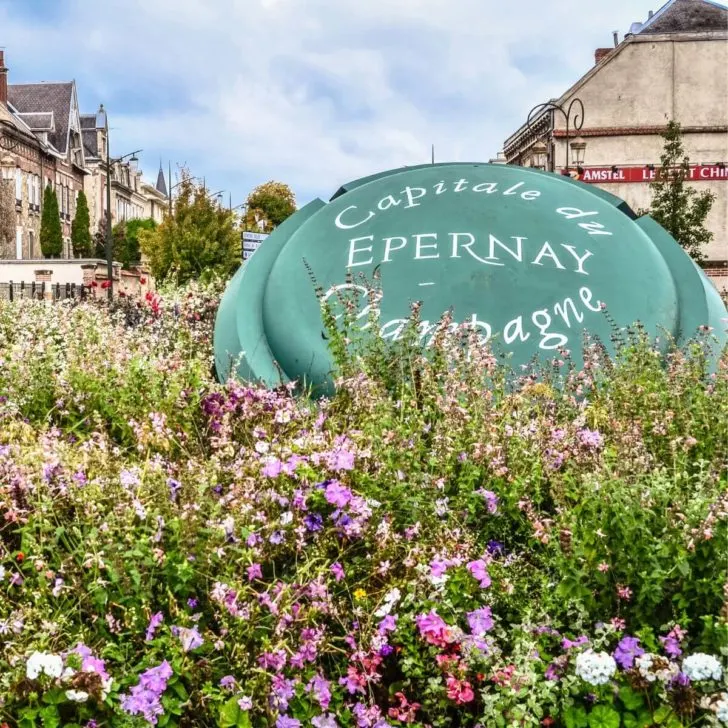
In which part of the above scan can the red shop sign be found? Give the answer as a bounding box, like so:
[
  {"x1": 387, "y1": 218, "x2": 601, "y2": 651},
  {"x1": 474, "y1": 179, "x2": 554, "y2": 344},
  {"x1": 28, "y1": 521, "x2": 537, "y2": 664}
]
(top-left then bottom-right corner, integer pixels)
[{"x1": 578, "y1": 164, "x2": 728, "y2": 183}]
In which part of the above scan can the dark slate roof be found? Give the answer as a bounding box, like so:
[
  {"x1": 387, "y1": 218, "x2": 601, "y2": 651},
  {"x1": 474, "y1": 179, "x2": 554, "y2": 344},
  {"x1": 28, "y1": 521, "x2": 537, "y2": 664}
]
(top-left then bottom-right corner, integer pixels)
[
  {"x1": 7, "y1": 82, "x2": 73, "y2": 154},
  {"x1": 80, "y1": 113, "x2": 97, "y2": 130},
  {"x1": 82, "y1": 129, "x2": 99, "y2": 159},
  {"x1": 639, "y1": 0, "x2": 728, "y2": 34},
  {"x1": 156, "y1": 164, "x2": 168, "y2": 196},
  {"x1": 15, "y1": 111, "x2": 54, "y2": 131}
]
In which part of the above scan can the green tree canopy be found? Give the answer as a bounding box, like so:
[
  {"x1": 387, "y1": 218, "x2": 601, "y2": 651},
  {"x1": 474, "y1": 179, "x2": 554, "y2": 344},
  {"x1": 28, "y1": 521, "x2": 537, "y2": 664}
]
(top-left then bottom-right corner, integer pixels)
[
  {"x1": 71, "y1": 189, "x2": 93, "y2": 258},
  {"x1": 113, "y1": 217, "x2": 157, "y2": 269},
  {"x1": 40, "y1": 184, "x2": 63, "y2": 258},
  {"x1": 243, "y1": 180, "x2": 296, "y2": 231},
  {"x1": 139, "y1": 174, "x2": 239, "y2": 283},
  {"x1": 641, "y1": 120, "x2": 715, "y2": 264}
]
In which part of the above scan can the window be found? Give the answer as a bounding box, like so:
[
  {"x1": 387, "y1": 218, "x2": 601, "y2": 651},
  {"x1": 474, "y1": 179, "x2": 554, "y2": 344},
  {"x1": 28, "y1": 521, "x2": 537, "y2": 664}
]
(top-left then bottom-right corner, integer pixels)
[
  {"x1": 29, "y1": 230, "x2": 35, "y2": 258},
  {"x1": 15, "y1": 168, "x2": 22, "y2": 202},
  {"x1": 15, "y1": 226, "x2": 23, "y2": 259}
]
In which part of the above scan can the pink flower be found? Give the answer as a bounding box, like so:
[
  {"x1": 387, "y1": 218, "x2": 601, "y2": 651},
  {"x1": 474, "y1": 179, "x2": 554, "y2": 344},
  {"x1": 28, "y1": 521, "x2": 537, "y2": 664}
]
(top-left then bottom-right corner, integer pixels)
[
  {"x1": 446, "y1": 676, "x2": 475, "y2": 704},
  {"x1": 247, "y1": 563, "x2": 262, "y2": 581},
  {"x1": 617, "y1": 585, "x2": 633, "y2": 601},
  {"x1": 330, "y1": 562, "x2": 345, "y2": 582},
  {"x1": 415, "y1": 610, "x2": 453, "y2": 647},
  {"x1": 597, "y1": 562, "x2": 610, "y2": 572},
  {"x1": 466, "y1": 559, "x2": 491, "y2": 588}
]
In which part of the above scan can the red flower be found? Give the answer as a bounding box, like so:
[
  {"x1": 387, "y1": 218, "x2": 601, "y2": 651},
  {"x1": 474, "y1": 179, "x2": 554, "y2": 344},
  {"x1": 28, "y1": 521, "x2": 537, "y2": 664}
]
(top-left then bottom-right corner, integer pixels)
[
  {"x1": 16, "y1": 552, "x2": 24, "y2": 561},
  {"x1": 100, "y1": 280, "x2": 111, "y2": 289},
  {"x1": 91, "y1": 281, "x2": 98, "y2": 287},
  {"x1": 139, "y1": 276, "x2": 147, "y2": 284}
]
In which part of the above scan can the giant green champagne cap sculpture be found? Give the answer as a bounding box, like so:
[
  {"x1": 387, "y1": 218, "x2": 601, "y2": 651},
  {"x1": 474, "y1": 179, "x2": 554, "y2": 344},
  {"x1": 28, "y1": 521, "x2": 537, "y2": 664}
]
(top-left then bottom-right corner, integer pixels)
[{"x1": 215, "y1": 163, "x2": 727, "y2": 390}]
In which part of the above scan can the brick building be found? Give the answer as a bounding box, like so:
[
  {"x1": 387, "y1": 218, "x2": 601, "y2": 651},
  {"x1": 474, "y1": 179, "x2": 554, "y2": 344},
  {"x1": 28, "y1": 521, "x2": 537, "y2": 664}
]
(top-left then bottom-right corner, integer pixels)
[
  {"x1": 0, "y1": 50, "x2": 167, "y2": 268},
  {"x1": 502, "y1": 0, "x2": 728, "y2": 291}
]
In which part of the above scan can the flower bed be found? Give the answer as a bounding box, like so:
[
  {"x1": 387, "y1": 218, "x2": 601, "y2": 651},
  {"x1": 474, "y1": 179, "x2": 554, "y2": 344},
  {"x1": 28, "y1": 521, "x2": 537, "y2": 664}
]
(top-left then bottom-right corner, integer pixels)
[{"x1": 0, "y1": 283, "x2": 726, "y2": 727}]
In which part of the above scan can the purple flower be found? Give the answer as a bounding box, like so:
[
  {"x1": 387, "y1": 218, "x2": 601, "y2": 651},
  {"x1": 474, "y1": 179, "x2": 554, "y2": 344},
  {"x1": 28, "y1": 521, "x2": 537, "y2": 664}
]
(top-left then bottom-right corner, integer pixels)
[
  {"x1": 327, "y1": 449, "x2": 355, "y2": 472},
  {"x1": 187, "y1": 598, "x2": 198, "y2": 608},
  {"x1": 324, "y1": 481, "x2": 353, "y2": 508},
  {"x1": 307, "y1": 675, "x2": 332, "y2": 709},
  {"x1": 467, "y1": 607, "x2": 494, "y2": 636},
  {"x1": 167, "y1": 478, "x2": 181, "y2": 501},
  {"x1": 660, "y1": 627, "x2": 685, "y2": 658},
  {"x1": 378, "y1": 615, "x2": 397, "y2": 635},
  {"x1": 145, "y1": 612, "x2": 163, "y2": 642},
  {"x1": 262, "y1": 458, "x2": 283, "y2": 478},
  {"x1": 486, "y1": 540, "x2": 505, "y2": 557},
  {"x1": 330, "y1": 562, "x2": 345, "y2": 582},
  {"x1": 304, "y1": 513, "x2": 324, "y2": 532},
  {"x1": 613, "y1": 635, "x2": 644, "y2": 669},
  {"x1": 477, "y1": 489, "x2": 499, "y2": 513},
  {"x1": 430, "y1": 558, "x2": 449, "y2": 577},
  {"x1": 276, "y1": 717, "x2": 301, "y2": 728},
  {"x1": 271, "y1": 674, "x2": 296, "y2": 710},
  {"x1": 466, "y1": 559, "x2": 491, "y2": 588},
  {"x1": 120, "y1": 661, "x2": 172, "y2": 725},
  {"x1": 177, "y1": 626, "x2": 203, "y2": 652},
  {"x1": 545, "y1": 662, "x2": 562, "y2": 681},
  {"x1": 562, "y1": 635, "x2": 589, "y2": 650},
  {"x1": 219, "y1": 675, "x2": 236, "y2": 689},
  {"x1": 312, "y1": 714, "x2": 338, "y2": 728},
  {"x1": 247, "y1": 563, "x2": 263, "y2": 581},
  {"x1": 577, "y1": 428, "x2": 603, "y2": 449},
  {"x1": 269, "y1": 531, "x2": 285, "y2": 545}
]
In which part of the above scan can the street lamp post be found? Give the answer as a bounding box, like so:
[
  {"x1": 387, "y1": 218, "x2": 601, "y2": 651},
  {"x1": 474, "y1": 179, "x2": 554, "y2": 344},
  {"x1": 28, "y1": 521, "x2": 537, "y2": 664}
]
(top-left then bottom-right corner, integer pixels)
[
  {"x1": 526, "y1": 97, "x2": 587, "y2": 174},
  {"x1": 97, "y1": 104, "x2": 141, "y2": 300}
]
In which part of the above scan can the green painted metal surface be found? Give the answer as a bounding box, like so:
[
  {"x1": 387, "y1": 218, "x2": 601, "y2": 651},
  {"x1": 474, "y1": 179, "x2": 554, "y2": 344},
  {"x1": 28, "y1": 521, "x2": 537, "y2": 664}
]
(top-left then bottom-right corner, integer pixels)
[{"x1": 215, "y1": 163, "x2": 727, "y2": 389}]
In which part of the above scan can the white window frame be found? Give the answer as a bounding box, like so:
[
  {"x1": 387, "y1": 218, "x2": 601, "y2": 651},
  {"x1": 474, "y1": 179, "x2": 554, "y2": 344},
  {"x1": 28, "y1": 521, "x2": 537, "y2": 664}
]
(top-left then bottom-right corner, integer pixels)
[{"x1": 15, "y1": 226, "x2": 23, "y2": 259}]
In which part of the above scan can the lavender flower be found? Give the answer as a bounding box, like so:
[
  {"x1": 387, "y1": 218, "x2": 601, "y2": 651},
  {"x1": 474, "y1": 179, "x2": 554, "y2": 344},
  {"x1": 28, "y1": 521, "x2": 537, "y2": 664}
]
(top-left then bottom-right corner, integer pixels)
[
  {"x1": 613, "y1": 635, "x2": 645, "y2": 669},
  {"x1": 145, "y1": 612, "x2": 164, "y2": 642},
  {"x1": 120, "y1": 661, "x2": 172, "y2": 725}
]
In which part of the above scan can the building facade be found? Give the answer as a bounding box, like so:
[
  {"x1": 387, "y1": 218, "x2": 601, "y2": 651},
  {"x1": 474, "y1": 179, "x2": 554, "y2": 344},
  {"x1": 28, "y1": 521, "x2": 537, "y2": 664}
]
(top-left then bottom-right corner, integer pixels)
[
  {"x1": 0, "y1": 50, "x2": 167, "y2": 268},
  {"x1": 502, "y1": 0, "x2": 728, "y2": 290}
]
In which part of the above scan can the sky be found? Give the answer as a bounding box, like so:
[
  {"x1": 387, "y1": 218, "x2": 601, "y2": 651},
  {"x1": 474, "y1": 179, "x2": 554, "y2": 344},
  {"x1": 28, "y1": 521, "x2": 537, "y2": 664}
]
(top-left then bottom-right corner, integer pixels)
[{"x1": 0, "y1": 0, "x2": 669, "y2": 206}]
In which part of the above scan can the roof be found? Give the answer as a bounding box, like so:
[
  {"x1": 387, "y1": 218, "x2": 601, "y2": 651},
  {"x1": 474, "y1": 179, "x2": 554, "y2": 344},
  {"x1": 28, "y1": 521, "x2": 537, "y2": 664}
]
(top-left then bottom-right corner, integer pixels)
[
  {"x1": 8, "y1": 82, "x2": 73, "y2": 154},
  {"x1": 15, "y1": 111, "x2": 54, "y2": 132},
  {"x1": 636, "y1": 0, "x2": 728, "y2": 34},
  {"x1": 79, "y1": 113, "x2": 97, "y2": 130},
  {"x1": 155, "y1": 164, "x2": 168, "y2": 196}
]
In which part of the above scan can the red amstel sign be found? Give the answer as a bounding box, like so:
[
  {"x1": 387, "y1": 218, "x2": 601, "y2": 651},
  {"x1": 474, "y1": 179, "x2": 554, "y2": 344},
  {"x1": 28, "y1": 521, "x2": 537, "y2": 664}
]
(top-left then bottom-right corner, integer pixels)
[{"x1": 578, "y1": 164, "x2": 727, "y2": 184}]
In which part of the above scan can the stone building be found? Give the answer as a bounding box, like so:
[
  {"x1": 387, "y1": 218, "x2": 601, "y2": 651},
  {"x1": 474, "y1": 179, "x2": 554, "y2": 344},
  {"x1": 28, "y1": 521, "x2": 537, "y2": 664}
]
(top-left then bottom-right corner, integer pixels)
[
  {"x1": 502, "y1": 0, "x2": 728, "y2": 290},
  {"x1": 0, "y1": 50, "x2": 87, "y2": 259}
]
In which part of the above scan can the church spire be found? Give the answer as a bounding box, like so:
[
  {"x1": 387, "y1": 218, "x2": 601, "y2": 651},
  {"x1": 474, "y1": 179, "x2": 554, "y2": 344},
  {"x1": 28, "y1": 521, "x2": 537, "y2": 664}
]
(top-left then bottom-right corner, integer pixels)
[{"x1": 156, "y1": 160, "x2": 168, "y2": 196}]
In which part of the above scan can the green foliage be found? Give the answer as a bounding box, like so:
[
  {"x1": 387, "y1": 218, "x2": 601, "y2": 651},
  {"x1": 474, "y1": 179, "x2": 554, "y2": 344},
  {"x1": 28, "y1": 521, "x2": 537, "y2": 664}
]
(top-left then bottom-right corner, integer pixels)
[
  {"x1": 642, "y1": 120, "x2": 716, "y2": 264},
  {"x1": 140, "y1": 174, "x2": 239, "y2": 283},
  {"x1": 71, "y1": 189, "x2": 93, "y2": 258},
  {"x1": 40, "y1": 184, "x2": 63, "y2": 258},
  {"x1": 112, "y1": 217, "x2": 156, "y2": 269},
  {"x1": 243, "y1": 180, "x2": 296, "y2": 231}
]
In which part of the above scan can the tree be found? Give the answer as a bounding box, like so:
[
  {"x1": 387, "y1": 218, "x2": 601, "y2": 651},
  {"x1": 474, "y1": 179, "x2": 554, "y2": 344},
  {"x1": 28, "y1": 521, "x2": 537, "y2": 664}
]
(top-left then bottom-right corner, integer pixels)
[
  {"x1": 118, "y1": 218, "x2": 157, "y2": 269},
  {"x1": 642, "y1": 120, "x2": 715, "y2": 264},
  {"x1": 0, "y1": 180, "x2": 14, "y2": 258},
  {"x1": 243, "y1": 181, "x2": 296, "y2": 232},
  {"x1": 139, "y1": 173, "x2": 240, "y2": 283},
  {"x1": 71, "y1": 189, "x2": 92, "y2": 257},
  {"x1": 40, "y1": 184, "x2": 63, "y2": 258}
]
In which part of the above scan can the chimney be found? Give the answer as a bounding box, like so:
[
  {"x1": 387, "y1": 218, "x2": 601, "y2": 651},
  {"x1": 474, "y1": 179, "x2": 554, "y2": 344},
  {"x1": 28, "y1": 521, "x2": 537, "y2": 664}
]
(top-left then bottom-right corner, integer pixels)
[
  {"x1": 648, "y1": 10, "x2": 654, "y2": 18},
  {"x1": 613, "y1": 31, "x2": 620, "y2": 46},
  {"x1": 0, "y1": 50, "x2": 7, "y2": 107},
  {"x1": 595, "y1": 48, "x2": 612, "y2": 64}
]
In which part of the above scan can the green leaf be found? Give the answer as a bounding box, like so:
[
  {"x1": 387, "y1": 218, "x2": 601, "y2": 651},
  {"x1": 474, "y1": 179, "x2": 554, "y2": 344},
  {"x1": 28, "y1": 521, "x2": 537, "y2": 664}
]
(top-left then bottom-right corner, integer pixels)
[
  {"x1": 618, "y1": 686, "x2": 645, "y2": 711},
  {"x1": 237, "y1": 712, "x2": 252, "y2": 728},
  {"x1": 564, "y1": 706, "x2": 588, "y2": 728},
  {"x1": 39, "y1": 705, "x2": 61, "y2": 728},
  {"x1": 587, "y1": 705, "x2": 620, "y2": 728},
  {"x1": 220, "y1": 696, "x2": 243, "y2": 728},
  {"x1": 623, "y1": 712, "x2": 654, "y2": 728}
]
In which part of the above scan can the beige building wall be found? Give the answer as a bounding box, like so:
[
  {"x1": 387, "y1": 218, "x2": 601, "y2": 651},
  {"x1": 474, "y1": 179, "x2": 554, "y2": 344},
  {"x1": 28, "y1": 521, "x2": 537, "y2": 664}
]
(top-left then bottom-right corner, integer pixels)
[{"x1": 538, "y1": 31, "x2": 728, "y2": 267}]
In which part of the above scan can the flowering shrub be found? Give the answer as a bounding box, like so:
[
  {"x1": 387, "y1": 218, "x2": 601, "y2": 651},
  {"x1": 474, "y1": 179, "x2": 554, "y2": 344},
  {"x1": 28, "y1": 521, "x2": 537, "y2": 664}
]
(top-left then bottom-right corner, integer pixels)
[{"x1": 0, "y1": 282, "x2": 726, "y2": 726}]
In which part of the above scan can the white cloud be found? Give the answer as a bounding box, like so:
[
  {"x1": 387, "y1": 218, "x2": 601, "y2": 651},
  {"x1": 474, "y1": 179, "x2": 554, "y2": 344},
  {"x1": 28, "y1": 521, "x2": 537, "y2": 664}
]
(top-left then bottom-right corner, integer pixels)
[{"x1": 0, "y1": 0, "x2": 663, "y2": 203}]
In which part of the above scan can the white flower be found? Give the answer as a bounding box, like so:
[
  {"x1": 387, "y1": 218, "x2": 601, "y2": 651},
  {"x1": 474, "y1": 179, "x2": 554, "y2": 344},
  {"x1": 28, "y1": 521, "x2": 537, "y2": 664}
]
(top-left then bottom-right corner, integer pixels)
[
  {"x1": 575, "y1": 649, "x2": 617, "y2": 686},
  {"x1": 101, "y1": 677, "x2": 113, "y2": 700},
  {"x1": 636, "y1": 653, "x2": 678, "y2": 683},
  {"x1": 65, "y1": 690, "x2": 89, "y2": 703},
  {"x1": 683, "y1": 653, "x2": 723, "y2": 682},
  {"x1": 714, "y1": 692, "x2": 728, "y2": 724},
  {"x1": 238, "y1": 696, "x2": 253, "y2": 710},
  {"x1": 0, "y1": 565, "x2": 5, "y2": 581},
  {"x1": 374, "y1": 587, "x2": 402, "y2": 617},
  {"x1": 26, "y1": 651, "x2": 64, "y2": 680}
]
